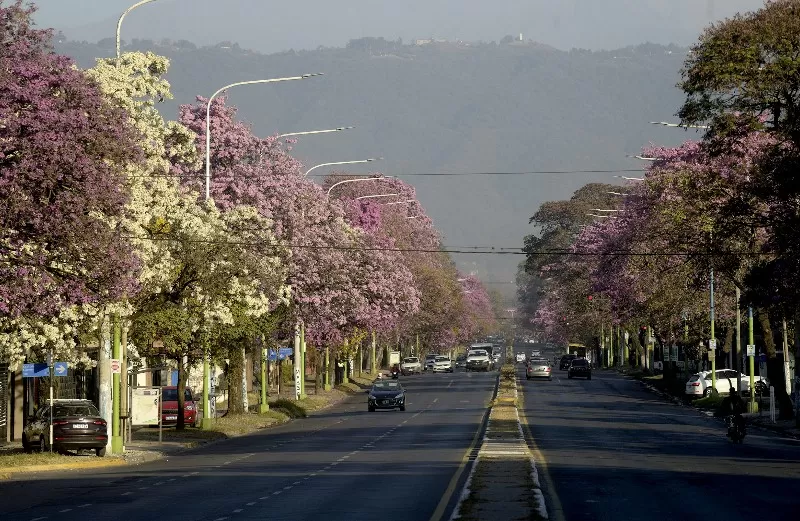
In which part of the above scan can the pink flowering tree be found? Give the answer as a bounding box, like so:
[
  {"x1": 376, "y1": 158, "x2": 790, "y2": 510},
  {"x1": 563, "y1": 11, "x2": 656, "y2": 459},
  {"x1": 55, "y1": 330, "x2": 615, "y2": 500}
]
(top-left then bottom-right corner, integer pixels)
[{"x1": 0, "y1": 1, "x2": 142, "y2": 319}]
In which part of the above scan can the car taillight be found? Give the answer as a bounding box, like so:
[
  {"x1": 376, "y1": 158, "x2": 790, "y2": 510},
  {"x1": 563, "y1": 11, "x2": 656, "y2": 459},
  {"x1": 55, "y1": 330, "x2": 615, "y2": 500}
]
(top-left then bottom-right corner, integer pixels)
[
  {"x1": 690, "y1": 382, "x2": 699, "y2": 387},
  {"x1": 53, "y1": 420, "x2": 69, "y2": 426},
  {"x1": 545, "y1": 367, "x2": 551, "y2": 372},
  {"x1": 93, "y1": 420, "x2": 107, "y2": 425}
]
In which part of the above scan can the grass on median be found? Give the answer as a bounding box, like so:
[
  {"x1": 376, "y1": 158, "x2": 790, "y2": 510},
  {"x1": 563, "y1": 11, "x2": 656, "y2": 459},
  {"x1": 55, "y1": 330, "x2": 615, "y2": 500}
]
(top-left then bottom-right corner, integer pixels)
[{"x1": 0, "y1": 451, "x2": 73, "y2": 468}]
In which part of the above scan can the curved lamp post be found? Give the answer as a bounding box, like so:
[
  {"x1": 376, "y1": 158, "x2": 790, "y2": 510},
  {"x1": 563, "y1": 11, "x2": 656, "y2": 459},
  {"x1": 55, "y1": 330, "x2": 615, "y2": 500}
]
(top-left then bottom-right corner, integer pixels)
[
  {"x1": 305, "y1": 158, "x2": 383, "y2": 177},
  {"x1": 614, "y1": 175, "x2": 645, "y2": 181},
  {"x1": 650, "y1": 121, "x2": 709, "y2": 129},
  {"x1": 354, "y1": 193, "x2": 400, "y2": 201},
  {"x1": 117, "y1": 0, "x2": 161, "y2": 59},
  {"x1": 277, "y1": 126, "x2": 354, "y2": 139},
  {"x1": 626, "y1": 154, "x2": 658, "y2": 161},
  {"x1": 204, "y1": 74, "x2": 323, "y2": 200},
  {"x1": 325, "y1": 175, "x2": 394, "y2": 197}
]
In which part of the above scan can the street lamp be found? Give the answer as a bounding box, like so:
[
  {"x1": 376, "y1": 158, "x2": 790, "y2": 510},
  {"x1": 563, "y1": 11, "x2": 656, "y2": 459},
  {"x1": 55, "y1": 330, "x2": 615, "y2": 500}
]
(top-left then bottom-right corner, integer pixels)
[
  {"x1": 383, "y1": 199, "x2": 416, "y2": 206},
  {"x1": 117, "y1": 0, "x2": 160, "y2": 59},
  {"x1": 355, "y1": 193, "x2": 400, "y2": 201},
  {"x1": 277, "y1": 126, "x2": 354, "y2": 139},
  {"x1": 305, "y1": 158, "x2": 383, "y2": 177},
  {"x1": 650, "y1": 121, "x2": 709, "y2": 129},
  {"x1": 587, "y1": 213, "x2": 617, "y2": 218},
  {"x1": 607, "y1": 191, "x2": 628, "y2": 196},
  {"x1": 626, "y1": 155, "x2": 658, "y2": 161},
  {"x1": 590, "y1": 209, "x2": 621, "y2": 212},
  {"x1": 201, "y1": 73, "x2": 322, "y2": 423},
  {"x1": 614, "y1": 175, "x2": 645, "y2": 181},
  {"x1": 326, "y1": 175, "x2": 394, "y2": 197},
  {"x1": 204, "y1": 74, "x2": 323, "y2": 201}
]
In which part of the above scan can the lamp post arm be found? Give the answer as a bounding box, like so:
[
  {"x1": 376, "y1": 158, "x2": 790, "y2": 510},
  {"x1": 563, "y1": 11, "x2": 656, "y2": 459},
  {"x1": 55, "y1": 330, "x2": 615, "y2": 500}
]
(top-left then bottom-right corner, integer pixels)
[
  {"x1": 325, "y1": 175, "x2": 394, "y2": 197},
  {"x1": 117, "y1": 0, "x2": 159, "y2": 60},
  {"x1": 277, "y1": 126, "x2": 354, "y2": 138},
  {"x1": 204, "y1": 74, "x2": 323, "y2": 200},
  {"x1": 305, "y1": 158, "x2": 382, "y2": 177}
]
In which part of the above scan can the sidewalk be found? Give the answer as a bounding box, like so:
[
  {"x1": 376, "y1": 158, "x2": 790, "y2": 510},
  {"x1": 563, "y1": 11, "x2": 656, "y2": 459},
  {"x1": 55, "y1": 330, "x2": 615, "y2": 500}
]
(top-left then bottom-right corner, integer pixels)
[{"x1": 451, "y1": 372, "x2": 548, "y2": 521}]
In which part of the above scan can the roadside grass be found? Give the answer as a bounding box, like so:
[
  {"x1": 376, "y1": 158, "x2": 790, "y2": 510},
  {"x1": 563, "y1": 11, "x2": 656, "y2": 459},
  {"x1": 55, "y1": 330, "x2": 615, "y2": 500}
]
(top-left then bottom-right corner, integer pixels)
[
  {"x1": 336, "y1": 382, "x2": 362, "y2": 394},
  {"x1": 269, "y1": 399, "x2": 308, "y2": 419},
  {"x1": 350, "y1": 374, "x2": 377, "y2": 388},
  {"x1": 209, "y1": 411, "x2": 290, "y2": 437},
  {"x1": 0, "y1": 452, "x2": 73, "y2": 468},
  {"x1": 300, "y1": 390, "x2": 347, "y2": 412},
  {"x1": 691, "y1": 394, "x2": 724, "y2": 411},
  {"x1": 0, "y1": 451, "x2": 125, "y2": 479}
]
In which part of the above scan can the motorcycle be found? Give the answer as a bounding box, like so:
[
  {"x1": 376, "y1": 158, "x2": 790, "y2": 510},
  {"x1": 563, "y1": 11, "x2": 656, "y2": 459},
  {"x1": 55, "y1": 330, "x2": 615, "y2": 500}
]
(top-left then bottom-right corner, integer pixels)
[
  {"x1": 391, "y1": 364, "x2": 400, "y2": 379},
  {"x1": 726, "y1": 414, "x2": 746, "y2": 444}
]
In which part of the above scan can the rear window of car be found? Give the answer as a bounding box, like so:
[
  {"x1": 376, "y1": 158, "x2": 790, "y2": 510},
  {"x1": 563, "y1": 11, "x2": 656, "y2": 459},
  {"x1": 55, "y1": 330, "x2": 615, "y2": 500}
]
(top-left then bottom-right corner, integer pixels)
[
  {"x1": 403, "y1": 357, "x2": 419, "y2": 363},
  {"x1": 53, "y1": 404, "x2": 100, "y2": 418},
  {"x1": 688, "y1": 375, "x2": 700, "y2": 382},
  {"x1": 531, "y1": 359, "x2": 548, "y2": 364},
  {"x1": 435, "y1": 356, "x2": 449, "y2": 362},
  {"x1": 163, "y1": 389, "x2": 193, "y2": 402},
  {"x1": 571, "y1": 359, "x2": 588, "y2": 367},
  {"x1": 469, "y1": 350, "x2": 487, "y2": 356},
  {"x1": 425, "y1": 354, "x2": 437, "y2": 359}
]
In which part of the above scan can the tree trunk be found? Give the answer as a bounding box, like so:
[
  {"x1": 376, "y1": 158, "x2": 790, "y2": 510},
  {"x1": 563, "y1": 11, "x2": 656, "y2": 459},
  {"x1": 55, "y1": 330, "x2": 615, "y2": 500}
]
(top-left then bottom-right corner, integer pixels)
[
  {"x1": 176, "y1": 358, "x2": 186, "y2": 431},
  {"x1": 227, "y1": 343, "x2": 245, "y2": 415}
]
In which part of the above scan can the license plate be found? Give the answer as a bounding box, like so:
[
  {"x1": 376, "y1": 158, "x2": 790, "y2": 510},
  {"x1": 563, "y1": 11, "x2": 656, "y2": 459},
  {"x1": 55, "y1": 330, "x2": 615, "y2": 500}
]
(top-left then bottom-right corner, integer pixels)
[
  {"x1": 73, "y1": 423, "x2": 88, "y2": 429},
  {"x1": 165, "y1": 415, "x2": 177, "y2": 421}
]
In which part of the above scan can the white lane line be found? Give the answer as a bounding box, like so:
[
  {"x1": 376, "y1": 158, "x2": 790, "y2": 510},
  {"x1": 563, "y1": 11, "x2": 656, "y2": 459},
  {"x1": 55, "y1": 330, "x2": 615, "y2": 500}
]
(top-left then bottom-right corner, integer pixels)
[
  {"x1": 77, "y1": 504, "x2": 92, "y2": 508},
  {"x1": 283, "y1": 485, "x2": 293, "y2": 490},
  {"x1": 154, "y1": 481, "x2": 165, "y2": 486},
  {"x1": 259, "y1": 496, "x2": 270, "y2": 500},
  {"x1": 293, "y1": 481, "x2": 302, "y2": 485},
  {"x1": 121, "y1": 491, "x2": 132, "y2": 496},
  {"x1": 233, "y1": 509, "x2": 243, "y2": 513},
  {"x1": 433, "y1": 398, "x2": 439, "y2": 403},
  {"x1": 30, "y1": 517, "x2": 47, "y2": 521},
  {"x1": 59, "y1": 510, "x2": 72, "y2": 513},
  {"x1": 273, "y1": 491, "x2": 282, "y2": 495},
  {"x1": 213, "y1": 517, "x2": 229, "y2": 521},
  {"x1": 190, "y1": 471, "x2": 199, "y2": 475},
  {"x1": 223, "y1": 461, "x2": 232, "y2": 465},
  {"x1": 303, "y1": 476, "x2": 310, "y2": 480},
  {"x1": 246, "y1": 502, "x2": 256, "y2": 506},
  {"x1": 447, "y1": 380, "x2": 454, "y2": 388},
  {"x1": 138, "y1": 487, "x2": 149, "y2": 490},
  {"x1": 167, "y1": 478, "x2": 176, "y2": 482}
]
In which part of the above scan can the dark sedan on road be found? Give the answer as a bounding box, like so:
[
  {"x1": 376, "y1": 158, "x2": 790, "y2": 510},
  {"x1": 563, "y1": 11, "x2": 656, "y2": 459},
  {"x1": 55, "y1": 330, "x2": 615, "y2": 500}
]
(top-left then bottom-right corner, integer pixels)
[
  {"x1": 367, "y1": 381, "x2": 406, "y2": 412},
  {"x1": 567, "y1": 358, "x2": 592, "y2": 380},
  {"x1": 559, "y1": 354, "x2": 577, "y2": 370},
  {"x1": 22, "y1": 399, "x2": 108, "y2": 456}
]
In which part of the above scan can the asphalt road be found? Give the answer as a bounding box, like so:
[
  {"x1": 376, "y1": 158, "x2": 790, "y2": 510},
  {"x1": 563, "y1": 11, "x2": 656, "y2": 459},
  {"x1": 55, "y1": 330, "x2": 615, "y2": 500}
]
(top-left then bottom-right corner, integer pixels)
[
  {"x1": 0, "y1": 369, "x2": 497, "y2": 521},
  {"x1": 515, "y1": 345, "x2": 800, "y2": 521}
]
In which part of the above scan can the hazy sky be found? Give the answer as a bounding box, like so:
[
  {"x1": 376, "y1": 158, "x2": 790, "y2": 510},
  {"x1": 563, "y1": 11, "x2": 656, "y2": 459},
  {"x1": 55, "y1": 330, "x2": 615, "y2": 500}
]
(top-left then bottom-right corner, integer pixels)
[{"x1": 34, "y1": 0, "x2": 768, "y2": 53}]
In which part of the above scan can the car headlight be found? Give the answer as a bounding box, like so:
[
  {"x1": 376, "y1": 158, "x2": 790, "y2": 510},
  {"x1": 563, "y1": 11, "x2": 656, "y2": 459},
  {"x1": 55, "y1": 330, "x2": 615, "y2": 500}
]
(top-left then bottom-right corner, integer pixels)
[
  {"x1": 185, "y1": 404, "x2": 195, "y2": 411},
  {"x1": 394, "y1": 394, "x2": 404, "y2": 399},
  {"x1": 368, "y1": 394, "x2": 377, "y2": 400}
]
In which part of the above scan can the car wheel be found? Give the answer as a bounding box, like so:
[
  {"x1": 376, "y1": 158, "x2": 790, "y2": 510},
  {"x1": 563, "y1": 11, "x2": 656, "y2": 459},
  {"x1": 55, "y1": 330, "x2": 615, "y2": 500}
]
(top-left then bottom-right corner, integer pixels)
[
  {"x1": 703, "y1": 387, "x2": 713, "y2": 397},
  {"x1": 22, "y1": 435, "x2": 31, "y2": 454},
  {"x1": 548, "y1": 377, "x2": 552, "y2": 381},
  {"x1": 568, "y1": 374, "x2": 573, "y2": 379},
  {"x1": 39, "y1": 435, "x2": 47, "y2": 453},
  {"x1": 368, "y1": 406, "x2": 375, "y2": 412},
  {"x1": 96, "y1": 446, "x2": 106, "y2": 457},
  {"x1": 587, "y1": 374, "x2": 592, "y2": 380},
  {"x1": 526, "y1": 375, "x2": 530, "y2": 380},
  {"x1": 400, "y1": 405, "x2": 406, "y2": 411}
]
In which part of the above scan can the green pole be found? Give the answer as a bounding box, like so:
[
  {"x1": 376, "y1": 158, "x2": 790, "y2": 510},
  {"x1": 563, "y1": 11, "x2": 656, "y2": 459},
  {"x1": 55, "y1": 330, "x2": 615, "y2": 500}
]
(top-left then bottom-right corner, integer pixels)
[
  {"x1": 710, "y1": 267, "x2": 717, "y2": 394},
  {"x1": 111, "y1": 314, "x2": 122, "y2": 454},
  {"x1": 201, "y1": 334, "x2": 213, "y2": 429},
  {"x1": 342, "y1": 340, "x2": 350, "y2": 385},
  {"x1": 647, "y1": 325, "x2": 653, "y2": 371},
  {"x1": 748, "y1": 306, "x2": 755, "y2": 412},
  {"x1": 259, "y1": 343, "x2": 269, "y2": 413},
  {"x1": 300, "y1": 323, "x2": 307, "y2": 399},
  {"x1": 600, "y1": 322, "x2": 605, "y2": 368},
  {"x1": 324, "y1": 345, "x2": 332, "y2": 391},
  {"x1": 370, "y1": 330, "x2": 376, "y2": 375}
]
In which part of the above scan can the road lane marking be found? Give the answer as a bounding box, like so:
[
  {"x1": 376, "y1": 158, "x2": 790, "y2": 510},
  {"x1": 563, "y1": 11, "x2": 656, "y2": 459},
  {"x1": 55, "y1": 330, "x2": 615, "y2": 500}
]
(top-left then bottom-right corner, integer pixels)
[
  {"x1": 30, "y1": 517, "x2": 47, "y2": 521},
  {"x1": 213, "y1": 517, "x2": 228, "y2": 521},
  {"x1": 273, "y1": 491, "x2": 282, "y2": 495},
  {"x1": 77, "y1": 504, "x2": 92, "y2": 508},
  {"x1": 59, "y1": 509, "x2": 72, "y2": 513},
  {"x1": 121, "y1": 491, "x2": 132, "y2": 496},
  {"x1": 259, "y1": 496, "x2": 270, "y2": 500},
  {"x1": 233, "y1": 509, "x2": 243, "y2": 513},
  {"x1": 246, "y1": 502, "x2": 256, "y2": 506},
  {"x1": 284, "y1": 486, "x2": 293, "y2": 490}
]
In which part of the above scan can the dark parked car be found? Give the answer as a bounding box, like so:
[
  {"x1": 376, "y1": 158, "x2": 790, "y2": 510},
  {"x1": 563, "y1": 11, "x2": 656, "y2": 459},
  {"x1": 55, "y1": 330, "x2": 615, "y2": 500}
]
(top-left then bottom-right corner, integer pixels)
[
  {"x1": 22, "y1": 399, "x2": 108, "y2": 456},
  {"x1": 559, "y1": 354, "x2": 577, "y2": 370},
  {"x1": 567, "y1": 358, "x2": 592, "y2": 380},
  {"x1": 367, "y1": 381, "x2": 406, "y2": 412}
]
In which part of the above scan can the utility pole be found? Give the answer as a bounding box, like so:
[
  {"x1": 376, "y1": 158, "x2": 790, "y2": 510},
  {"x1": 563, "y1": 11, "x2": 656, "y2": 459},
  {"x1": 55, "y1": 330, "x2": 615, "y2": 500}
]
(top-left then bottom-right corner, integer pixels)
[
  {"x1": 748, "y1": 306, "x2": 756, "y2": 412},
  {"x1": 736, "y1": 288, "x2": 742, "y2": 396},
  {"x1": 299, "y1": 323, "x2": 307, "y2": 399},
  {"x1": 324, "y1": 345, "x2": 331, "y2": 391},
  {"x1": 98, "y1": 314, "x2": 112, "y2": 454},
  {"x1": 709, "y1": 267, "x2": 717, "y2": 393},
  {"x1": 370, "y1": 330, "x2": 376, "y2": 376},
  {"x1": 259, "y1": 340, "x2": 269, "y2": 413},
  {"x1": 111, "y1": 314, "x2": 122, "y2": 454}
]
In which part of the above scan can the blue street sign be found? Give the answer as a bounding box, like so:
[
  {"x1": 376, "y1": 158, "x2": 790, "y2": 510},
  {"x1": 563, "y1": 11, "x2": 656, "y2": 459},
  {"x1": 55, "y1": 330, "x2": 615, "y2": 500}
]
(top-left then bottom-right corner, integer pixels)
[
  {"x1": 22, "y1": 363, "x2": 49, "y2": 378},
  {"x1": 268, "y1": 347, "x2": 294, "y2": 361},
  {"x1": 53, "y1": 362, "x2": 68, "y2": 376}
]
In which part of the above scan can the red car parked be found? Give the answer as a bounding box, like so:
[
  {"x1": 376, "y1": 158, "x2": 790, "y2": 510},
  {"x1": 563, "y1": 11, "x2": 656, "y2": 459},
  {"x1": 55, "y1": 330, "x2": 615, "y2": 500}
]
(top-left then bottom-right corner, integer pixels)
[{"x1": 161, "y1": 386, "x2": 198, "y2": 427}]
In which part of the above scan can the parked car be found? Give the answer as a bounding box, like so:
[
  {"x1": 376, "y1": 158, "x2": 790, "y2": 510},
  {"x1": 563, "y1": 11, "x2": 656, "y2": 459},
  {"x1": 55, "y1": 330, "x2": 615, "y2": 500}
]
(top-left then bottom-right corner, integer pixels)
[
  {"x1": 367, "y1": 380, "x2": 406, "y2": 412},
  {"x1": 455, "y1": 354, "x2": 467, "y2": 368},
  {"x1": 526, "y1": 358, "x2": 552, "y2": 381},
  {"x1": 567, "y1": 358, "x2": 592, "y2": 380},
  {"x1": 466, "y1": 349, "x2": 492, "y2": 372},
  {"x1": 22, "y1": 399, "x2": 108, "y2": 456},
  {"x1": 161, "y1": 386, "x2": 198, "y2": 427},
  {"x1": 685, "y1": 370, "x2": 769, "y2": 397},
  {"x1": 401, "y1": 356, "x2": 422, "y2": 375},
  {"x1": 515, "y1": 352, "x2": 527, "y2": 364},
  {"x1": 424, "y1": 353, "x2": 438, "y2": 371},
  {"x1": 559, "y1": 354, "x2": 577, "y2": 370},
  {"x1": 433, "y1": 355, "x2": 454, "y2": 373}
]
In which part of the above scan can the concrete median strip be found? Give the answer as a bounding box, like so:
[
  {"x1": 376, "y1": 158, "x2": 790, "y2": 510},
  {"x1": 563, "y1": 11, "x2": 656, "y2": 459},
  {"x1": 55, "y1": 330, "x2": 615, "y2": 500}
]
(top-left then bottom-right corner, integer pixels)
[{"x1": 450, "y1": 369, "x2": 549, "y2": 521}]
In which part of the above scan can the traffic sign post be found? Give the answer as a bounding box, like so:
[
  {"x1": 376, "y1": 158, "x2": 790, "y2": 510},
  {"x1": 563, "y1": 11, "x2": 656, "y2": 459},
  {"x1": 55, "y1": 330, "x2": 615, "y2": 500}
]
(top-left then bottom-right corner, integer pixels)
[
  {"x1": 111, "y1": 359, "x2": 121, "y2": 374},
  {"x1": 746, "y1": 344, "x2": 756, "y2": 357},
  {"x1": 53, "y1": 362, "x2": 68, "y2": 376},
  {"x1": 22, "y1": 363, "x2": 49, "y2": 378}
]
